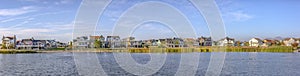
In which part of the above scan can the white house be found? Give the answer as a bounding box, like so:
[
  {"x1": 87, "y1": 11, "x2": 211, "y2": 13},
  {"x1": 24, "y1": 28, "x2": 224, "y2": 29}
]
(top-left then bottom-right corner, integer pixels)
[
  {"x1": 249, "y1": 38, "x2": 263, "y2": 47},
  {"x1": 73, "y1": 36, "x2": 89, "y2": 48},
  {"x1": 106, "y1": 36, "x2": 121, "y2": 48},
  {"x1": 16, "y1": 38, "x2": 58, "y2": 50},
  {"x1": 218, "y1": 37, "x2": 235, "y2": 46}
]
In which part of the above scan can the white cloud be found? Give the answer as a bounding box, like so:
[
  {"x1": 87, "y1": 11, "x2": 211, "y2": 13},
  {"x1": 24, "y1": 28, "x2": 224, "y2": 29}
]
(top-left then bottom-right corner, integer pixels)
[
  {"x1": 55, "y1": 0, "x2": 74, "y2": 5},
  {"x1": 216, "y1": 0, "x2": 253, "y2": 22},
  {"x1": 0, "y1": 6, "x2": 37, "y2": 16},
  {"x1": 20, "y1": 0, "x2": 71, "y2": 5},
  {"x1": 229, "y1": 11, "x2": 253, "y2": 21},
  {"x1": 0, "y1": 22, "x2": 73, "y2": 42},
  {"x1": 20, "y1": 29, "x2": 56, "y2": 33},
  {"x1": 0, "y1": 11, "x2": 67, "y2": 23},
  {"x1": 43, "y1": 22, "x2": 74, "y2": 30}
]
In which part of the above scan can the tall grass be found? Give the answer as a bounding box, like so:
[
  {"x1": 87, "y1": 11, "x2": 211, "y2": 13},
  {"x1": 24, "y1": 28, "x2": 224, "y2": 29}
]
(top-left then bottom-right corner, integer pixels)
[{"x1": 127, "y1": 46, "x2": 294, "y2": 53}]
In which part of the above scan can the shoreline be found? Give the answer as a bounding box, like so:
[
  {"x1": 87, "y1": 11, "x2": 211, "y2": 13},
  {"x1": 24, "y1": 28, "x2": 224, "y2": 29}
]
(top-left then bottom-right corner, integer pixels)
[{"x1": 0, "y1": 46, "x2": 296, "y2": 54}]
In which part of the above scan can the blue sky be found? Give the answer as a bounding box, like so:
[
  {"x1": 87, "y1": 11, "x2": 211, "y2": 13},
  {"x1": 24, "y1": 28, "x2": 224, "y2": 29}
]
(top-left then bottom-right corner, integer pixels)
[{"x1": 0, "y1": 0, "x2": 300, "y2": 42}]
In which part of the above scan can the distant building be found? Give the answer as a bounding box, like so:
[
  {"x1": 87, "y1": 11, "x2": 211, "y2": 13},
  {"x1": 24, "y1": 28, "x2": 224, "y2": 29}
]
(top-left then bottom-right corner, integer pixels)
[
  {"x1": 16, "y1": 37, "x2": 58, "y2": 50},
  {"x1": 218, "y1": 37, "x2": 235, "y2": 46},
  {"x1": 283, "y1": 38, "x2": 296, "y2": 46},
  {"x1": 89, "y1": 35, "x2": 104, "y2": 48},
  {"x1": 166, "y1": 38, "x2": 184, "y2": 47},
  {"x1": 106, "y1": 36, "x2": 121, "y2": 48},
  {"x1": 56, "y1": 41, "x2": 67, "y2": 47},
  {"x1": 197, "y1": 36, "x2": 212, "y2": 46},
  {"x1": 122, "y1": 37, "x2": 135, "y2": 48},
  {"x1": 262, "y1": 39, "x2": 273, "y2": 47},
  {"x1": 2, "y1": 35, "x2": 17, "y2": 49},
  {"x1": 99, "y1": 35, "x2": 105, "y2": 48},
  {"x1": 131, "y1": 40, "x2": 144, "y2": 48},
  {"x1": 183, "y1": 38, "x2": 197, "y2": 47},
  {"x1": 73, "y1": 36, "x2": 89, "y2": 48},
  {"x1": 249, "y1": 38, "x2": 263, "y2": 47},
  {"x1": 234, "y1": 41, "x2": 243, "y2": 46},
  {"x1": 17, "y1": 38, "x2": 34, "y2": 49},
  {"x1": 33, "y1": 40, "x2": 47, "y2": 49}
]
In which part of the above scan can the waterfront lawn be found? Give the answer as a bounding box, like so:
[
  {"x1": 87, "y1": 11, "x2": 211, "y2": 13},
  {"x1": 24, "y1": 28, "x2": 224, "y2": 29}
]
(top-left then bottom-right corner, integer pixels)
[{"x1": 47, "y1": 47, "x2": 66, "y2": 51}]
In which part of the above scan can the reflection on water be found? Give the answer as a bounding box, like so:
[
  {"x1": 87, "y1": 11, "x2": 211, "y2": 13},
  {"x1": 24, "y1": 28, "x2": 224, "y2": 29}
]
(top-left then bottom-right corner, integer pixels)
[{"x1": 0, "y1": 52, "x2": 299, "y2": 75}]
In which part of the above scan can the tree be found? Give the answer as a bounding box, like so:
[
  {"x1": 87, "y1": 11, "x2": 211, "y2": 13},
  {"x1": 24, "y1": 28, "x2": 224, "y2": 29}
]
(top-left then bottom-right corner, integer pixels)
[
  {"x1": 1, "y1": 44, "x2": 6, "y2": 49},
  {"x1": 175, "y1": 40, "x2": 180, "y2": 47},
  {"x1": 94, "y1": 39, "x2": 101, "y2": 48},
  {"x1": 244, "y1": 42, "x2": 249, "y2": 46},
  {"x1": 280, "y1": 41, "x2": 285, "y2": 46},
  {"x1": 235, "y1": 41, "x2": 241, "y2": 46}
]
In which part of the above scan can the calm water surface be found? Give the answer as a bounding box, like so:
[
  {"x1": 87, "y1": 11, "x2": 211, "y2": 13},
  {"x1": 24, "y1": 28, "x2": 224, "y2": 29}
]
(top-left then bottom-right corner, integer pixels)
[{"x1": 0, "y1": 52, "x2": 300, "y2": 76}]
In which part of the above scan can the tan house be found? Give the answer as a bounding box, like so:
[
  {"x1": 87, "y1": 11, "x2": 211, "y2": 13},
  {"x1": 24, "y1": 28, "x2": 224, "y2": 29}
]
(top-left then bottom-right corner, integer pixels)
[
  {"x1": 283, "y1": 38, "x2": 296, "y2": 46},
  {"x1": 183, "y1": 38, "x2": 196, "y2": 47},
  {"x1": 122, "y1": 37, "x2": 135, "y2": 48},
  {"x1": 262, "y1": 39, "x2": 273, "y2": 47}
]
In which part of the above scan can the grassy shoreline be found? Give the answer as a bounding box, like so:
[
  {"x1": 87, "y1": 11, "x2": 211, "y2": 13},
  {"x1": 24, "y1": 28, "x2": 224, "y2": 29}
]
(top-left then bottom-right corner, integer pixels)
[
  {"x1": 128, "y1": 46, "x2": 294, "y2": 53},
  {"x1": 0, "y1": 50, "x2": 38, "y2": 54},
  {"x1": 0, "y1": 46, "x2": 296, "y2": 54}
]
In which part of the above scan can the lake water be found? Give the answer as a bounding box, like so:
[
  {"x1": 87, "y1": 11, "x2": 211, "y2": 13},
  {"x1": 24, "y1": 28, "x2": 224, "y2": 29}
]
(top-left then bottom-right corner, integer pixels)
[{"x1": 0, "y1": 52, "x2": 300, "y2": 76}]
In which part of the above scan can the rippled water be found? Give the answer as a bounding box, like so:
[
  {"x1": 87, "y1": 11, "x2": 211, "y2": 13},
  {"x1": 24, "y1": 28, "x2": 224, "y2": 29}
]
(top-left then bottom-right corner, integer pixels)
[{"x1": 0, "y1": 52, "x2": 300, "y2": 76}]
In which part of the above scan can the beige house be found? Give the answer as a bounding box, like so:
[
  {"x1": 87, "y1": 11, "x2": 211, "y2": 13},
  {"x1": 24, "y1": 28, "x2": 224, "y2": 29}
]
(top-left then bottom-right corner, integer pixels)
[
  {"x1": 183, "y1": 38, "x2": 196, "y2": 47},
  {"x1": 283, "y1": 38, "x2": 296, "y2": 46},
  {"x1": 262, "y1": 39, "x2": 273, "y2": 47},
  {"x1": 122, "y1": 37, "x2": 135, "y2": 48},
  {"x1": 2, "y1": 35, "x2": 17, "y2": 49}
]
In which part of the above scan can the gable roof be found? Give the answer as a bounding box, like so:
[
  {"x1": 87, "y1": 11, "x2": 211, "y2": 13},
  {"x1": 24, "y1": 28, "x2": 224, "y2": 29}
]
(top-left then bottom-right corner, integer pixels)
[
  {"x1": 220, "y1": 37, "x2": 234, "y2": 41},
  {"x1": 252, "y1": 38, "x2": 262, "y2": 41},
  {"x1": 284, "y1": 38, "x2": 295, "y2": 41}
]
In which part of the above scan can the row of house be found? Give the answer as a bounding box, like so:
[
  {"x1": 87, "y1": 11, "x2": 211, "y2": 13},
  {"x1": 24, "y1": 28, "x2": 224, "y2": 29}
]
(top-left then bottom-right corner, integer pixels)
[
  {"x1": 249, "y1": 38, "x2": 300, "y2": 47},
  {"x1": 1, "y1": 35, "x2": 67, "y2": 50},
  {"x1": 72, "y1": 36, "x2": 234, "y2": 48},
  {"x1": 73, "y1": 35, "x2": 300, "y2": 48}
]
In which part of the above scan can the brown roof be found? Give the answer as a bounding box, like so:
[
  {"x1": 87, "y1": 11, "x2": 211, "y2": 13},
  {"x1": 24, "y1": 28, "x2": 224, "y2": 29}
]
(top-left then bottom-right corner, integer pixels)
[
  {"x1": 295, "y1": 38, "x2": 300, "y2": 41},
  {"x1": 90, "y1": 36, "x2": 100, "y2": 39},
  {"x1": 263, "y1": 39, "x2": 273, "y2": 42},
  {"x1": 3, "y1": 37, "x2": 14, "y2": 39}
]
